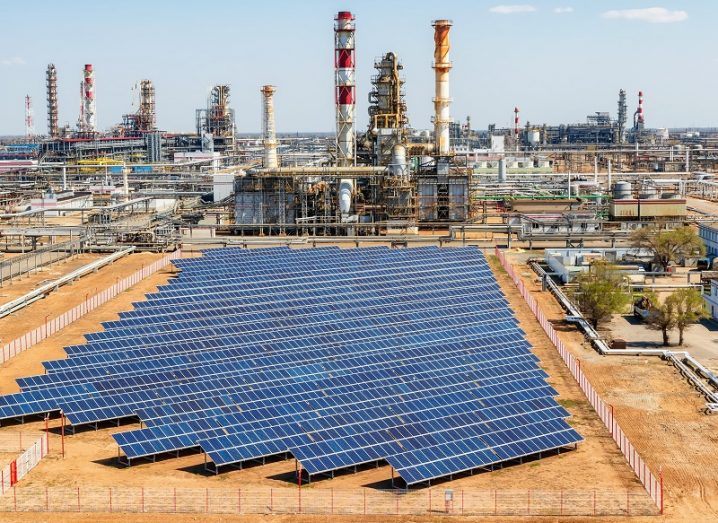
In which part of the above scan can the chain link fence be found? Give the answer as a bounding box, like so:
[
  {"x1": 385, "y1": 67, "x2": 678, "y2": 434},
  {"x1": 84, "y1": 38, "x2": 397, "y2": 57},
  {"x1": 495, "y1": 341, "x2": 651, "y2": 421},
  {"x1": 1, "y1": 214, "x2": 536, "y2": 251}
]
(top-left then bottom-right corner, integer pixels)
[
  {"x1": 0, "y1": 486, "x2": 658, "y2": 516},
  {"x1": 494, "y1": 247, "x2": 663, "y2": 513},
  {"x1": 0, "y1": 249, "x2": 181, "y2": 363}
]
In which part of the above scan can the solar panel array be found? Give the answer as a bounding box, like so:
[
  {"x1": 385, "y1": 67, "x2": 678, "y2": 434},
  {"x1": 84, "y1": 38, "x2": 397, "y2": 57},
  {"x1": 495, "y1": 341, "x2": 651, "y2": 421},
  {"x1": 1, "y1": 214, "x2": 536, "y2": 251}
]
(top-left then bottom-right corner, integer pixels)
[{"x1": 0, "y1": 246, "x2": 581, "y2": 485}]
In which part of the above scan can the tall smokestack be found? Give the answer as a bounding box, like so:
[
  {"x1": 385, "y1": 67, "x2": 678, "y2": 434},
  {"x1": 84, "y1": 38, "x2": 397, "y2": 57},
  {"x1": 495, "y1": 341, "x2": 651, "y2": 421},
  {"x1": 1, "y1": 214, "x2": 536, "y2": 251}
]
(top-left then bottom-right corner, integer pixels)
[
  {"x1": 25, "y1": 95, "x2": 34, "y2": 139},
  {"x1": 334, "y1": 11, "x2": 356, "y2": 166},
  {"x1": 261, "y1": 85, "x2": 278, "y2": 169},
  {"x1": 83, "y1": 64, "x2": 96, "y2": 132},
  {"x1": 432, "y1": 19, "x2": 452, "y2": 156},
  {"x1": 514, "y1": 106, "x2": 520, "y2": 150},
  {"x1": 637, "y1": 90, "x2": 644, "y2": 126},
  {"x1": 46, "y1": 64, "x2": 59, "y2": 137},
  {"x1": 634, "y1": 90, "x2": 644, "y2": 132}
]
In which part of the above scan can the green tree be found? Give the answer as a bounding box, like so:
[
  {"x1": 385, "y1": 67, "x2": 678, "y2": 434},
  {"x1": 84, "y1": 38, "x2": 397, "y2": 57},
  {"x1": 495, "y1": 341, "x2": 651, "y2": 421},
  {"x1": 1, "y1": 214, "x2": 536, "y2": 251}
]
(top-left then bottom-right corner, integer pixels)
[
  {"x1": 573, "y1": 261, "x2": 631, "y2": 329},
  {"x1": 666, "y1": 288, "x2": 708, "y2": 346},
  {"x1": 630, "y1": 226, "x2": 706, "y2": 272},
  {"x1": 644, "y1": 291, "x2": 677, "y2": 346}
]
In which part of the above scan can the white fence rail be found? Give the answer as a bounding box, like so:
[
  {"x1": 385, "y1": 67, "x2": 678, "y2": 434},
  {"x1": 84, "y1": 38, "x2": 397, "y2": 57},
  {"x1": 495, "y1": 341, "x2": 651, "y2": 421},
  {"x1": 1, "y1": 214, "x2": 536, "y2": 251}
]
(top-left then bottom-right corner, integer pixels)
[
  {"x1": 0, "y1": 250, "x2": 181, "y2": 363},
  {"x1": 0, "y1": 433, "x2": 49, "y2": 495},
  {"x1": 494, "y1": 247, "x2": 663, "y2": 514}
]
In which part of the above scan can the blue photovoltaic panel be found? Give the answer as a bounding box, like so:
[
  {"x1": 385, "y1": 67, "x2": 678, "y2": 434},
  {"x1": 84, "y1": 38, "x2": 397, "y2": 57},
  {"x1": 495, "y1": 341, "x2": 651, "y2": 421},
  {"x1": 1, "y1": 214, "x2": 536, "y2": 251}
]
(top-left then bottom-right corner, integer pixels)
[{"x1": 0, "y1": 246, "x2": 582, "y2": 485}]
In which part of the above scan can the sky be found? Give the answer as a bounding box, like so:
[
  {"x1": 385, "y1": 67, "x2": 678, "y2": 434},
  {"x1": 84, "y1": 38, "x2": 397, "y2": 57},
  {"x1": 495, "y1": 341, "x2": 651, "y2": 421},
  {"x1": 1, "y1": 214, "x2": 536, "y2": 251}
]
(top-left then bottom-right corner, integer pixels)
[{"x1": 0, "y1": 0, "x2": 714, "y2": 135}]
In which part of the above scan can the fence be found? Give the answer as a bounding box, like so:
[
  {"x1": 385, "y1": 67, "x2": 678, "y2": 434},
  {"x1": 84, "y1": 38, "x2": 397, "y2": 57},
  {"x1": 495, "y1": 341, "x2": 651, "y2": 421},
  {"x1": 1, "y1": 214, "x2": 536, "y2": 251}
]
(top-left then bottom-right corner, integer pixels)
[
  {"x1": 0, "y1": 433, "x2": 49, "y2": 495},
  {"x1": 0, "y1": 239, "x2": 83, "y2": 287},
  {"x1": 0, "y1": 250, "x2": 181, "y2": 364},
  {"x1": 493, "y1": 247, "x2": 663, "y2": 513},
  {"x1": 0, "y1": 486, "x2": 657, "y2": 516}
]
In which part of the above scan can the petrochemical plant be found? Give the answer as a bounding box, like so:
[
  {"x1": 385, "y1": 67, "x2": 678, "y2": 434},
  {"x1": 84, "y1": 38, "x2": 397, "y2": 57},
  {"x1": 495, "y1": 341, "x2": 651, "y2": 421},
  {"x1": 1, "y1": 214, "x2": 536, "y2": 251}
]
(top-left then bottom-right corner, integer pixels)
[{"x1": 1, "y1": 10, "x2": 718, "y2": 247}]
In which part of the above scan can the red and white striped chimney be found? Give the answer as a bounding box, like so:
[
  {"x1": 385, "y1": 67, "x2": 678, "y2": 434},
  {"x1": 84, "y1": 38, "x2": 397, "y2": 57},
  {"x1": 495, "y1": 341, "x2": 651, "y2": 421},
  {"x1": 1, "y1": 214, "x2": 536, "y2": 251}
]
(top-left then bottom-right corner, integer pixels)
[
  {"x1": 514, "y1": 106, "x2": 520, "y2": 145},
  {"x1": 334, "y1": 11, "x2": 356, "y2": 167},
  {"x1": 83, "y1": 64, "x2": 96, "y2": 132}
]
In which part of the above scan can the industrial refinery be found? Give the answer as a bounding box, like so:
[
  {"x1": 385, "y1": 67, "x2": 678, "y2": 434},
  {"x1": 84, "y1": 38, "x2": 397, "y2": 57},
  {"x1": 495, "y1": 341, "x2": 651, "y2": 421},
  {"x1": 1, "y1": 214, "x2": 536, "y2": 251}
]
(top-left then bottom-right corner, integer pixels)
[
  {"x1": 2, "y1": 9, "x2": 718, "y2": 245},
  {"x1": 1, "y1": 5, "x2": 718, "y2": 521}
]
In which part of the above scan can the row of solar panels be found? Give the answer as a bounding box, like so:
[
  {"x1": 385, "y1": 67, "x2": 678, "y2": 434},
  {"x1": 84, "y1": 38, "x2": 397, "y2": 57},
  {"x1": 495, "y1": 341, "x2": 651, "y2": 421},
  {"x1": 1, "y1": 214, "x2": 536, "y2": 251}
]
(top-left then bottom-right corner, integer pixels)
[{"x1": 0, "y1": 246, "x2": 582, "y2": 485}]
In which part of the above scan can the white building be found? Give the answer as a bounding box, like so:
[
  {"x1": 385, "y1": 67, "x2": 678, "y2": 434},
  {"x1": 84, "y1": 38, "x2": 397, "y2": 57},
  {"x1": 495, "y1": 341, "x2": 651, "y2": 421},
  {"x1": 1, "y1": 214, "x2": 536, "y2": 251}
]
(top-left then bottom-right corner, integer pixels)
[
  {"x1": 699, "y1": 223, "x2": 718, "y2": 257},
  {"x1": 705, "y1": 280, "x2": 718, "y2": 320}
]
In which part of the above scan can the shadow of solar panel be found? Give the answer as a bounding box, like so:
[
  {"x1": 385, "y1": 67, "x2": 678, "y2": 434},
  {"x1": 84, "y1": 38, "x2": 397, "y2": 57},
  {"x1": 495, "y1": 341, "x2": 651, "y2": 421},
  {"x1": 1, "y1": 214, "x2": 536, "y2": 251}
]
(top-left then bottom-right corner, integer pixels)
[{"x1": 0, "y1": 246, "x2": 582, "y2": 485}]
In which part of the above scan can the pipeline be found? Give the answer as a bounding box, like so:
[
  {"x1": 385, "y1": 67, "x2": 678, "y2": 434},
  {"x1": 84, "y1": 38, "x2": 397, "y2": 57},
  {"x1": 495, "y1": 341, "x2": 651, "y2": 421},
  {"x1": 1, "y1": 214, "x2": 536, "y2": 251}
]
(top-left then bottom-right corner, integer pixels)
[
  {"x1": 0, "y1": 247, "x2": 134, "y2": 319},
  {"x1": 529, "y1": 259, "x2": 718, "y2": 411}
]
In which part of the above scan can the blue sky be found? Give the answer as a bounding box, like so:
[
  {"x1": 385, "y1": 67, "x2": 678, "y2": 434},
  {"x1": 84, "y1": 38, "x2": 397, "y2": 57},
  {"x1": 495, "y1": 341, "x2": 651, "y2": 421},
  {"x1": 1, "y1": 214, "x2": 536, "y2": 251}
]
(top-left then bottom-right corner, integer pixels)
[{"x1": 0, "y1": 1, "x2": 713, "y2": 134}]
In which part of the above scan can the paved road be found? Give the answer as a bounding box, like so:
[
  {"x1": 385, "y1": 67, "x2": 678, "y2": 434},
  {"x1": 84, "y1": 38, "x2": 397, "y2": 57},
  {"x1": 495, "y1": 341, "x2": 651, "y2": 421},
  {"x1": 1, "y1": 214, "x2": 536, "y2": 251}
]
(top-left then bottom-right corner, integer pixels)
[{"x1": 608, "y1": 314, "x2": 718, "y2": 371}]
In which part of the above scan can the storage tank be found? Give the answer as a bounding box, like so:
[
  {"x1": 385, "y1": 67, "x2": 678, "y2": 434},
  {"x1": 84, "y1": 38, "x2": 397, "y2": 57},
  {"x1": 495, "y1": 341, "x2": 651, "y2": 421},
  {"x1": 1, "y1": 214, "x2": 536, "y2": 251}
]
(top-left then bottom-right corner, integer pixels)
[
  {"x1": 498, "y1": 158, "x2": 507, "y2": 183},
  {"x1": 389, "y1": 145, "x2": 407, "y2": 177},
  {"x1": 612, "y1": 181, "x2": 632, "y2": 200},
  {"x1": 639, "y1": 184, "x2": 658, "y2": 199},
  {"x1": 527, "y1": 129, "x2": 541, "y2": 146}
]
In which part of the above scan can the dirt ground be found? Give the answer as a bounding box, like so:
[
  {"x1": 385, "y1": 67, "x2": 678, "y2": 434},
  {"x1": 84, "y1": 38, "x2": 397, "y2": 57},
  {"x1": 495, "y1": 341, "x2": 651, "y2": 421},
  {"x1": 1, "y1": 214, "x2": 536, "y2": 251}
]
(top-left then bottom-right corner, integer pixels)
[
  {"x1": 0, "y1": 246, "x2": 663, "y2": 522},
  {"x1": 0, "y1": 252, "x2": 165, "y2": 368},
  {"x1": 0, "y1": 253, "x2": 103, "y2": 304},
  {"x1": 508, "y1": 251, "x2": 718, "y2": 522}
]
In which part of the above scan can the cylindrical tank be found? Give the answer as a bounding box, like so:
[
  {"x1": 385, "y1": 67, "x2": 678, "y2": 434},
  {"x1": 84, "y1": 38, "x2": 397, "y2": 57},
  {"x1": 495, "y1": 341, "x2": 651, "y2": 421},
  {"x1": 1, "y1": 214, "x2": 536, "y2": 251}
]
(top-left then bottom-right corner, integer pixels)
[
  {"x1": 639, "y1": 184, "x2": 658, "y2": 199},
  {"x1": 613, "y1": 181, "x2": 632, "y2": 199},
  {"x1": 498, "y1": 158, "x2": 507, "y2": 183},
  {"x1": 661, "y1": 192, "x2": 681, "y2": 200},
  {"x1": 527, "y1": 129, "x2": 541, "y2": 146},
  {"x1": 389, "y1": 144, "x2": 407, "y2": 177}
]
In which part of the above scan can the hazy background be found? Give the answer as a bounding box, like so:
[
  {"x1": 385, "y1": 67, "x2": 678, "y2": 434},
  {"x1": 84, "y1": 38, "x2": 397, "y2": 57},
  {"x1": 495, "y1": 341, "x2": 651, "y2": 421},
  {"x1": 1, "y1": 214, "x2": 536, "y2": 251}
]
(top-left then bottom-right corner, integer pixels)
[{"x1": 0, "y1": 0, "x2": 713, "y2": 134}]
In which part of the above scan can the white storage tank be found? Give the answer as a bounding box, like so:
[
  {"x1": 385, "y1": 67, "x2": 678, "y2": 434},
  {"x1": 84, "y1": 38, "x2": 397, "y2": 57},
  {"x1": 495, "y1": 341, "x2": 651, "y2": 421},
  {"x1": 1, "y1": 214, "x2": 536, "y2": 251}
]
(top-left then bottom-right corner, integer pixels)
[
  {"x1": 527, "y1": 129, "x2": 541, "y2": 146},
  {"x1": 613, "y1": 181, "x2": 632, "y2": 200}
]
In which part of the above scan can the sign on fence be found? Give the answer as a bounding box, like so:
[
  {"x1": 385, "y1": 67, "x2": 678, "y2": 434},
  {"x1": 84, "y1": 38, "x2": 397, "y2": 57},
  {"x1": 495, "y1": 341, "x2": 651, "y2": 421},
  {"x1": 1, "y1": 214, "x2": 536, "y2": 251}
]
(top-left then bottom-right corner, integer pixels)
[
  {"x1": 493, "y1": 247, "x2": 663, "y2": 513},
  {"x1": 0, "y1": 433, "x2": 49, "y2": 495}
]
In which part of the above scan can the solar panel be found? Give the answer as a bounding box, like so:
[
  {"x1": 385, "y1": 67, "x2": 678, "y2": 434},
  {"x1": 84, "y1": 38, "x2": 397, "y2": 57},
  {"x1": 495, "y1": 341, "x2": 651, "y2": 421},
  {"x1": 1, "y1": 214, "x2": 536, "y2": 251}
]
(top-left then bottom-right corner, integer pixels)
[{"x1": 0, "y1": 246, "x2": 582, "y2": 485}]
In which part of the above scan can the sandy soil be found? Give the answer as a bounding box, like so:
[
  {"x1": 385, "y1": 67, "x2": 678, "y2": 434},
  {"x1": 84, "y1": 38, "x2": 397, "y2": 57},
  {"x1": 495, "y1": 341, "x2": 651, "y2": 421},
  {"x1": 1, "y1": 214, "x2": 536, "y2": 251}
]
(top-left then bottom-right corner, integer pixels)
[
  {"x1": 0, "y1": 252, "x2": 169, "y2": 392},
  {"x1": 0, "y1": 246, "x2": 660, "y2": 520},
  {"x1": 0, "y1": 254, "x2": 103, "y2": 304},
  {"x1": 508, "y1": 251, "x2": 718, "y2": 522}
]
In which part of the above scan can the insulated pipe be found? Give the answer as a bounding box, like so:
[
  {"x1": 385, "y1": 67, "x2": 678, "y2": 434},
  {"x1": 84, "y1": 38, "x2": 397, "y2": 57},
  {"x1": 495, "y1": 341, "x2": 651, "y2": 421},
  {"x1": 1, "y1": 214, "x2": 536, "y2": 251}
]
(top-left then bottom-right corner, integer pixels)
[
  {"x1": 261, "y1": 85, "x2": 278, "y2": 169},
  {"x1": 432, "y1": 19, "x2": 452, "y2": 156}
]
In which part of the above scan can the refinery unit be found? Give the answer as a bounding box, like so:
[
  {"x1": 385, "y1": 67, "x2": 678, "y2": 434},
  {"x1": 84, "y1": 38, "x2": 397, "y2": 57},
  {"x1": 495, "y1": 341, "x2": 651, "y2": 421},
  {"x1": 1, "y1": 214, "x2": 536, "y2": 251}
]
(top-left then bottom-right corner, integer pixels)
[
  {"x1": 1, "y1": 10, "x2": 718, "y2": 246},
  {"x1": 3, "y1": 8, "x2": 718, "y2": 520}
]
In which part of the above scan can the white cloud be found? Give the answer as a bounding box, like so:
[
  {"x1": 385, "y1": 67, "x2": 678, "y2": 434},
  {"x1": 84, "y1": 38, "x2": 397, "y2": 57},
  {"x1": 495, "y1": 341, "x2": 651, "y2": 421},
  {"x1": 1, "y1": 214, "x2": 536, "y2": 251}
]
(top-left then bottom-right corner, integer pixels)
[
  {"x1": 488, "y1": 5, "x2": 537, "y2": 15},
  {"x1": 1, "y1": 57, "x2": 25, "y2": 66},
  {"x1": 602, "y1": 7, "x2": 688, "y2": 24},
  {"x1": 553, "y1": 7, "x2": 574, "y2": 14}
]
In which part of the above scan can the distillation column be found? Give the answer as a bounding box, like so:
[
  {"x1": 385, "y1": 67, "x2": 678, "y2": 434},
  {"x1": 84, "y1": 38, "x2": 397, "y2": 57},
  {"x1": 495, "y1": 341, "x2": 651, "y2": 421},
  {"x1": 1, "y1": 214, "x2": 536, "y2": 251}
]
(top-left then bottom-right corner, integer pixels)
[
  {"x1": 138, "y1": 80, "x2": 156, "y2": 131},
  {"x1": 261, "y1": 85, "x2": 278, "y2": 169},
  {"x1": 335, "y1": 11, "x2": 356, "y2": 218},
  {"x1": 46, "y1": 64, "x2": 59, "y2": 138},
  {"x1": 432, "y1": 19, "x2": 452, "y2": 156}
]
